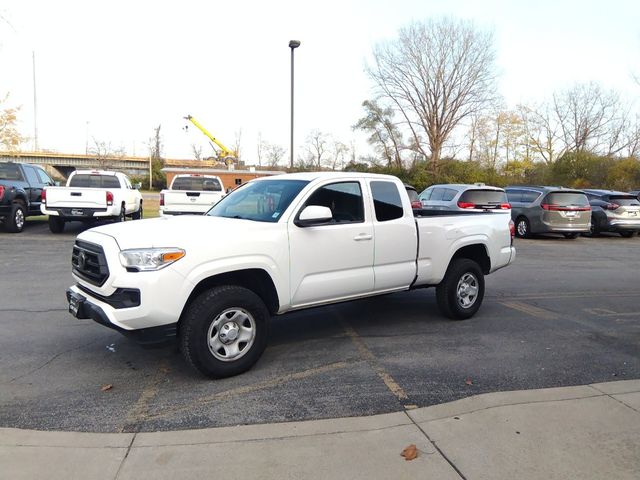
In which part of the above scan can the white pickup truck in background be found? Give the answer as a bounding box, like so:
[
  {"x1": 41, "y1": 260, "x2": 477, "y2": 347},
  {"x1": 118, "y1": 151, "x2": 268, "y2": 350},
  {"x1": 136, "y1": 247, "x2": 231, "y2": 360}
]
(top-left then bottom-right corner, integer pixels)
[
  {"x1": 42, "y1": 170, "x2": 143, "y2": 233},
  {"x1": 66, "y1": 172, "x2": 515, "y2": 378},
  {"x1": 159, "y1": 174, "x2": 225, "y2": 216}
]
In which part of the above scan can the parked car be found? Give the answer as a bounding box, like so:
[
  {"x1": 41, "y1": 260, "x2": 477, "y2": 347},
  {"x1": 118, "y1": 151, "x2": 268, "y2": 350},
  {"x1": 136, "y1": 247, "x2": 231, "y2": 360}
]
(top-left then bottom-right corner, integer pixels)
[
  {"x1": 160, "y1": 174, "x2": 225, "y2": 216},
  {"x1": 419, "y1": 183, "x2": 510, "y2": 211},
  {"x1": 66, "y1": 172, "x2": 515, "y2": 378},
  {"x1": 404, "y1": 184, "x2": 422, "y2": 209},
  {"x1": 0, "y1": 161, "x2": 56, "y2": 233},
  {"x1": 505, "y1": 186, "x2": 591, "y2": 239},
  {"x1": 582, "y1": 189, "x2": 640, "y2": 238},
  {"x1": 41, "y1": 170, "x2": 143, "y2": 233},
  {"x1": 629, "y1": 190, "x2": 640, "y2": 200}
]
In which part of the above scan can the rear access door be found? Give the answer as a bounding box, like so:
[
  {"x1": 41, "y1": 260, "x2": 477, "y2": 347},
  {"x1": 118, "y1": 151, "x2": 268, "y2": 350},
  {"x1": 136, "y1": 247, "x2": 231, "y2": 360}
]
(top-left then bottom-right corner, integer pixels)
[{"x1": 540, "y1": 191, "x2": 591, "y2": 231}]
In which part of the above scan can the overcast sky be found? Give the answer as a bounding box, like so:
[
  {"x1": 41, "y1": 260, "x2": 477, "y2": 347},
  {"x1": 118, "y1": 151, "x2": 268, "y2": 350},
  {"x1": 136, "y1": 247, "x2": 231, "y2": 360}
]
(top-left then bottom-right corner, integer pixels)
[{"x1": 1, "y1": 0, "x2": 639, "y2": 163}]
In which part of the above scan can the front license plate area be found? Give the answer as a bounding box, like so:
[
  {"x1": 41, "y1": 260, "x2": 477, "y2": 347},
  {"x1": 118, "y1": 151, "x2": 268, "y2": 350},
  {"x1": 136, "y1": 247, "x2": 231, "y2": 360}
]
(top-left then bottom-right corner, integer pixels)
[{"x1": 68, "y1": 291, "x2": 86, "y2": 317}]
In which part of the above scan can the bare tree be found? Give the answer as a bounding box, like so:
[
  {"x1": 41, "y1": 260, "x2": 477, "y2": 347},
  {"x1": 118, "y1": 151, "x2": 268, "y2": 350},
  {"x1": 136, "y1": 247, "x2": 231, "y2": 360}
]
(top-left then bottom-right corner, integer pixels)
[
  {"x1": 552, "y1": 82, "x2": 621, "y2": 153},
  {"x1": 518, "y1": 103, "x2": 565, "y2": 164},
  {"x1": 191, "y1": 143, "x2": 203, "y2": 160},
  {"x1": 304, "y1": 129, "x2": 329, "y2": 169},
  {"x1": 329, "y1": 139, "x2": 350, "y2": 170},
  {"x1": 264, "y1": 143, "x2": 286, "y2": 168},
  {"x1": 88, "y1": 138, "x2": 125, "y2": 170},
  {"x1": 232, "y1": 128, "x2": 242, "y2": 161},
  {"x1": 256, "y1": 132, "x2": 264, "y2": 166},
  {"x1": 367, "y1": 17, "x2": 498, "y2": 173}
]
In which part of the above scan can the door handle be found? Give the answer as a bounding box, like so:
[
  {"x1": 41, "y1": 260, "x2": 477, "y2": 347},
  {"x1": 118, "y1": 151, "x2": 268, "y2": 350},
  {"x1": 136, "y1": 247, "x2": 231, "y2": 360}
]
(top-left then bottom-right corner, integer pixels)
[{"x1": 353, "y1": 233, "x2": 373, "y2": 241}]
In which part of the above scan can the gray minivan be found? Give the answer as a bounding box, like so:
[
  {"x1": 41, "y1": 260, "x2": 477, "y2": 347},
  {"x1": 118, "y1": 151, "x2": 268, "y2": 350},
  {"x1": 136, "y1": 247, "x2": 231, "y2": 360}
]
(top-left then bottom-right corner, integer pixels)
[{"x1": 505, "y1": 186, "x2": 591, "y2": 239}]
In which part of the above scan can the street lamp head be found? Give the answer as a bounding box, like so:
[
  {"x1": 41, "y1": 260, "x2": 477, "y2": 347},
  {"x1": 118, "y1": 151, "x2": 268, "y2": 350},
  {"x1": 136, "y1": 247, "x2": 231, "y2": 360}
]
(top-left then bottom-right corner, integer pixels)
[{"x1": 289, "y1": 40, "x2": 301, "y2": 49}]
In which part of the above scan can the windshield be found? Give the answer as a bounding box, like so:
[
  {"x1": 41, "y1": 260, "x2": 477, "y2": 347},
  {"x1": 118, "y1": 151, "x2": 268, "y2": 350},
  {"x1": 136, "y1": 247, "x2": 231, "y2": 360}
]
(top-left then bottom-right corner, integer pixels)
[{"x1": 206, "y1": 179, "x2": 309, "y2": 222}]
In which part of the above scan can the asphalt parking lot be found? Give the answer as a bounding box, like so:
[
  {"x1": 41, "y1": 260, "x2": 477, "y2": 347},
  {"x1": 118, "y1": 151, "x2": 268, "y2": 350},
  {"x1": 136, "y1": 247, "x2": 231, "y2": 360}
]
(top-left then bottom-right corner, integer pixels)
[{"x1": 1, "y1": 219, "x2": 639, "y2": 433}]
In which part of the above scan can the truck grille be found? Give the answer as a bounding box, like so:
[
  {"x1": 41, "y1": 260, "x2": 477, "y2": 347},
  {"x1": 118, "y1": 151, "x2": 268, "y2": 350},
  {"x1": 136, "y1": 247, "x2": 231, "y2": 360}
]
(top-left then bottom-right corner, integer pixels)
[{"x1": 72, "y1": 240, "x2": 109, "y2": 286}]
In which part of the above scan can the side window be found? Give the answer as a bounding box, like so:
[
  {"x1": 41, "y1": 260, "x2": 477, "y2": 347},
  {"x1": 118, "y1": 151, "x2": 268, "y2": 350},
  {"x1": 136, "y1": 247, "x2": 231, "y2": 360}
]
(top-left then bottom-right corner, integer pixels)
[
  {"x1": 370, "y1": 180, "x2": 404, "y2": 222},
  {"x1": 442, "y1": 188, "x2": 457, "y2": 202},
  {"x1": 35, "y1": 167, "x2": 53, "y2": 185},
  {"x1": 430, "y1": 188, "x2": 445, "y2": 201},
  {"x1": 305, "y1": 181, "x2": 364, "y2": 223},
  {"x1": 521, "y1": 191, "x2": 541, "y2": 203},
  {"x1": 23, "y1": 165, "x2": 40, "y2": 185},
  {"x1": 124, "y1": 177, "x2": 132, "y2": 189},
  {"x1": 506, "y1": 190, "x2": 522, "y2": 203},
  {"x1": 420, "y1": 187, "x2": 433, "y2": 201}
]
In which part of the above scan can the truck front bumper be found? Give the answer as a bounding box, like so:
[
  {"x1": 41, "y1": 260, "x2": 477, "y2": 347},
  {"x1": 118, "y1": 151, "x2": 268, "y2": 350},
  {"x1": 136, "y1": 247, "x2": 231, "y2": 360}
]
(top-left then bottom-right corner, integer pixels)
[{"x1": 66, "y1": 286, "x2": 177, "y2": 346}]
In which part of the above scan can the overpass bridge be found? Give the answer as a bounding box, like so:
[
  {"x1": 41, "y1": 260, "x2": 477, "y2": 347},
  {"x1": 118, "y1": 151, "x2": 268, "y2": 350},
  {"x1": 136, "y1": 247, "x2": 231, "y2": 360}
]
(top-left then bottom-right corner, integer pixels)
[{"x1": 0, "y1": 151, "x2": 221, "y2": 179}]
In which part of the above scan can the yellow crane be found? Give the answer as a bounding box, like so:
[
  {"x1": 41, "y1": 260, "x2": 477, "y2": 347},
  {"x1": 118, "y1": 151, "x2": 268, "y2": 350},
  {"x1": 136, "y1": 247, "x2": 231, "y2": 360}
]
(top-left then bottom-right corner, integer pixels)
[{"x1": 183, "y1": 115, "x2": 237, "y2": 164}]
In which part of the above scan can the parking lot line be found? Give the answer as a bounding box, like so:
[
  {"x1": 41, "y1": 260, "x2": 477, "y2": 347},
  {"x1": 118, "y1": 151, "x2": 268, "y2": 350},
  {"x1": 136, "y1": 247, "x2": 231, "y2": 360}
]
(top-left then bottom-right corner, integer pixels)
[
  {"x1": 499, "y1": 301, "x2": 559, "y2": 320},
  {"x1": 143, "y1": 361, "x2": 349, "y2": 422},
  {"x1": 120, "y1": 359, "x2": 170, "y2": 433},
  {"x1": 490, "y1": 291, "x2": 640, "y2": 301},
  {"x1": 583, "y1": 308, "x2": 640, "y2": 317},
  {"x1": 339, "y1": 321, "x2": 409, "y2": 403}
]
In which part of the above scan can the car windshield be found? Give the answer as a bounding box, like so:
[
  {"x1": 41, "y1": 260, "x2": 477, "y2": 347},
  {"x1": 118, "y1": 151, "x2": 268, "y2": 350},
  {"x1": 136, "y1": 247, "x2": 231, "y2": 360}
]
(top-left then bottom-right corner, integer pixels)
[
  {"x1": 172, "y1": 176, "x2": 222, "y2": 191},
  {"x1": 544, "y1": 192, "x2": 589, "y2": 207},
  {"x1": 459, "y1": 189, "x2": 507, "y2": 204},
  {"x1": 206, "y1": 179, "x2": 309, "y2": 222}
]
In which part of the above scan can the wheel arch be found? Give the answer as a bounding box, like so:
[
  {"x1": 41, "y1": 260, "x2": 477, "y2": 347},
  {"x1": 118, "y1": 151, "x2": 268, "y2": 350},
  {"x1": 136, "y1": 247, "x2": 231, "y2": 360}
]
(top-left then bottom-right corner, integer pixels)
[
  {"x1": 450, "y1": 244, "x2": 490, "y2": 275},
  {"x1": 179, "y1": 268, "x2": 280, "y2": 323}
]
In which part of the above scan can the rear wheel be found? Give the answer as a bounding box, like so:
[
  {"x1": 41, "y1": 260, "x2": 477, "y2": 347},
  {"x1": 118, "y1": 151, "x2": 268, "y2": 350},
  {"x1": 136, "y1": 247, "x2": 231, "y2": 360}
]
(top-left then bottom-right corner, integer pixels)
[
  {"x1": 5, "y1": 202, "x2": 26, "y2": 233},
  {"x1": 48, "y1": 216, "x2": 65, "y2": 233},
  {"x1": 515, "y1": 217, "x2": 530, "y2": 238},
  {"x1": 563, "y1": 233, "x2": 579, "y2": 239},
  {"x1": 620, "y1": 231, "x2": 634, "y2": 238},
  {"x1": 436, "y1": 258, "x2": 485, "y2": 320},
  {"x1": 180, "y1": 285, "x2": 269, "y2": 378}
]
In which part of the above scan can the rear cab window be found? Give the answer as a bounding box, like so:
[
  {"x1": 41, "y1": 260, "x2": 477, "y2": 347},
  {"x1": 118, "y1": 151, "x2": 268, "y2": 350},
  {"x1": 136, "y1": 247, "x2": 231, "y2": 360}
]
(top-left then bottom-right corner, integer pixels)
[
  {"x1": 172, "y1": 176, "x2": 222, "y2": 191},
  {"x1": 0, "y1": 163, "x2": 24, "y2": 181},
  {"x1": 370, "y1": 181, "x2": 404, "y2": 221},
  {"x1": 69, "y1": 174, "x2": 121, "y2": 188}
]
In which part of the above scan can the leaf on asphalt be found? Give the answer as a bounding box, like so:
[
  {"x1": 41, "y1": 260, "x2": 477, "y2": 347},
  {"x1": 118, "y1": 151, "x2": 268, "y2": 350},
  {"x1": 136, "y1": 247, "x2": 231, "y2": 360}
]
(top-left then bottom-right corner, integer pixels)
[
  {"x1": 401, "y1": 444, "x2": 418, "y2": 461},
  {"x1": 465, "y1": 378, "x2": 473, "y2": 385},
  {"x1": 101, "y1": 384, "x2": 113, "y2": 392}
]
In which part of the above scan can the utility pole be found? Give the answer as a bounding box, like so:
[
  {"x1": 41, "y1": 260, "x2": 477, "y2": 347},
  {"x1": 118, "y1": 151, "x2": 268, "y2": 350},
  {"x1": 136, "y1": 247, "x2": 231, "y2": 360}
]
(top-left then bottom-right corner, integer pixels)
[
  {"x1": 32, "y1": 51, "x2": 39, "y2": 151},
  {"x1": 289, "y1": 40, "x2": 301, "y2": 169}
]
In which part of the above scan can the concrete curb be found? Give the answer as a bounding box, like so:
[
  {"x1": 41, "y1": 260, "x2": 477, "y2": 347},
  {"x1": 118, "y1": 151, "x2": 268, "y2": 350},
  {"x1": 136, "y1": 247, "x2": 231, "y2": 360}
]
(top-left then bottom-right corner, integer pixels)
[{"x1": 2, "y1": 380, "x2": 639, "y2": 480}]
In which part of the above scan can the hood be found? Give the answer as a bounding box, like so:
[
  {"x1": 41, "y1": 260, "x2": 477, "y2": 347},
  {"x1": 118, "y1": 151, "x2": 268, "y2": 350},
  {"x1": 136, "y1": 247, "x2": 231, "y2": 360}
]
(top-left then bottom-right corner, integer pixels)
[{"x1": 82, "y1": 215, "x2": 275, "y2": 251}]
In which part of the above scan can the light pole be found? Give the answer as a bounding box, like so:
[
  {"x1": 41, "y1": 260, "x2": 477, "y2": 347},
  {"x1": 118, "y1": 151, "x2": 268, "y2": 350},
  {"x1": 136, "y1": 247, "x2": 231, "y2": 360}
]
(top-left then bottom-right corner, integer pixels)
[{"x1": 289, "y1": 40, "x2": 300, "y2": 169}]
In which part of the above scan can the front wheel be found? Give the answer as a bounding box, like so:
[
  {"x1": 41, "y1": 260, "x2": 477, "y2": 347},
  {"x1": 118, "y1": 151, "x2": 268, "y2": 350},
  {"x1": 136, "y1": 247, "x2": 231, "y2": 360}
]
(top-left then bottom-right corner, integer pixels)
[
  {"x1": 436, "y1": 258, "x2": 485, "y2": 320},
  {"x1": 48, "y1": 216, "x2": 65, "y2": 233},
  {"x1": 180, "y1": 285, "x2": 269, "y2": 378},
  {"x1": 515, "y1": 217, "x2": 530, "y2": 238}
]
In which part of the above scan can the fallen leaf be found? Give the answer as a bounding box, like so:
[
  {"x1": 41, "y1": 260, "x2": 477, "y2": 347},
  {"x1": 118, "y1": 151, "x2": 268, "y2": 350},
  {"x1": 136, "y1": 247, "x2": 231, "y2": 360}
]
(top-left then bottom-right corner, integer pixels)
[
  {"x1": 101, "y1": 384, "x2": 113, "y2": 392},
  {"x1": 401, "y1": 444, "x2": 418, "y2": 461},
  {"x1": 465, "y1": 378, "x2": 473, "y2": 385}
]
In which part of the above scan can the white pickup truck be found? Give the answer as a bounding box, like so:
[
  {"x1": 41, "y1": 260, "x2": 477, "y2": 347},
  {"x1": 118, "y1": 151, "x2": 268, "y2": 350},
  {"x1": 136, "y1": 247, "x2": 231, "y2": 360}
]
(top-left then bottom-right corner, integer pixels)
[
  {"x1": 159, "y1": 174, "x2": 225, "y2": 216},
  {"x1": 42, "y1": 170, "x2": 143, "y2": 233},
  {"x1": 66, "y1": 172, "x2": 515, "y2": 378}
]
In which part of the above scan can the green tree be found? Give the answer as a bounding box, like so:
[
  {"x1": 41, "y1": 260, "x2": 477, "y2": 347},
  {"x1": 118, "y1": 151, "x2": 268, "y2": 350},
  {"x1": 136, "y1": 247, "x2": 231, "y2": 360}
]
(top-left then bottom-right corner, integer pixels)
[{"x1": 0, "y1": 94, "x2": 24, "y2": 152}]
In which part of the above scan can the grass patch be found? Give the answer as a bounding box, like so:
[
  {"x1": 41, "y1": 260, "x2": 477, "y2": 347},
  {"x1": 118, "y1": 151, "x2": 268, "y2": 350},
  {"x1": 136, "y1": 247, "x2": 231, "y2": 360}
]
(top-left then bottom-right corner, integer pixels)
[{"x1": 143, "y1": 198, "x2": 160, "y2": 219}]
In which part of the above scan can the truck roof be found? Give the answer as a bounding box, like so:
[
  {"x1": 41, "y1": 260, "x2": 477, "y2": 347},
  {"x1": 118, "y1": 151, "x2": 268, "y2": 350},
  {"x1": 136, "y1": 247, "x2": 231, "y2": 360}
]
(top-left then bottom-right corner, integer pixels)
[{"x1": 259, "y1": 171, "x2": 401, "y2": 182}]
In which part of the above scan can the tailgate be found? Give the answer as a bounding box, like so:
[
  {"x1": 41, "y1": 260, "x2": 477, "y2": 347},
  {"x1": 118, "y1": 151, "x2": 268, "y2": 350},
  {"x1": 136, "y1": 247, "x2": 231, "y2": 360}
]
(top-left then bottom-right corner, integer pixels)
[
  {"x1": 163, "y1": 191, "x2": 224, "y2": 213},
  {"x1": 45, "y1": 187, "x2": 107, "y2": 209}
]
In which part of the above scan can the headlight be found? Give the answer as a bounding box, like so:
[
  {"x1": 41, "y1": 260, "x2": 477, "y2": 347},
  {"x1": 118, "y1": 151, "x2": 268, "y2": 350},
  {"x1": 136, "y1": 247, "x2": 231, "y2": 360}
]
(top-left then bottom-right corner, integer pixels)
[{"x1": 119, "y1": 248, "x2": 185, "y2": 272}]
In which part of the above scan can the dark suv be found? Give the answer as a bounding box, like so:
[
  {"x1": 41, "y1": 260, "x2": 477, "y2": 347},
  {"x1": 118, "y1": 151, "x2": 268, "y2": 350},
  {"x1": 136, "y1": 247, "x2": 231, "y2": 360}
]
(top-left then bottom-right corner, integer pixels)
[
  {"x1": 505, "y1": 186, "x2": 591, "y2": 239},
  {"x1": 583, "y1": 189, "x2": 640, "y2": 237},
  {"x1": 0, "y1": 162, "x2": 56, "y2": 233}
]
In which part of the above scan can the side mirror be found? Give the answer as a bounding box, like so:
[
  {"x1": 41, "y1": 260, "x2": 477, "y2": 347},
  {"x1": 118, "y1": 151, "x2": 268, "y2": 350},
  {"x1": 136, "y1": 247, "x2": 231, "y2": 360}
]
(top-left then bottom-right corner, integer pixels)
[
  {"x1": 295, "y1": 205, "x2": 333, "y2": 227},
  {"x1": 133, "y1": 182, "x2": 142, "y2": 189}
]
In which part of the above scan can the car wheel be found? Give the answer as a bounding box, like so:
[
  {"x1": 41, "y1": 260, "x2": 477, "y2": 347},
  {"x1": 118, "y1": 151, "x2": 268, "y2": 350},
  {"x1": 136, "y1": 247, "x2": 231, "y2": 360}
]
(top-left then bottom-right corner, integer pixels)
[
  {"x1": 5, "y1": 202, "x2": 26, "y2": 233},
  {"x1": 436, "y1": 258, "x2": 485, "y2": 320},
  {"x1": 563, "y1": 233, "x2": 579, "y2": 239},
  {"x1": 48, "y1": 216, "x2": 65, "y2": 233},
  {"x1": 132, "y1": 202, "x2": 143, "y2": 220},
  {"x1": 180, "y1": 285, "x2": 269, "y2": 378},
  {"x1": 515, "y1": 217, "x2": 530, "y2": 238},
  {"x1": 619, "y1": 231, "x2": 634, "y2": 238},
  {"x1": 586, "y1": 222, "x2": 600, "y2": 237}
]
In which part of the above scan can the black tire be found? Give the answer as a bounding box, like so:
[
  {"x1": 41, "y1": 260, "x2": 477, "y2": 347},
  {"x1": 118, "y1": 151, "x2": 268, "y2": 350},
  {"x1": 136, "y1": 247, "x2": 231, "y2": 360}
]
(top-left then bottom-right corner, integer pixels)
[
  {"x1": 132, "y1": 202, "x2": 143, "y2": 220},
  {"x1": 584, "y1": 222, "x2": 600, "y2": 237},
  {"x1": 5, "y1": 202, "x2": 26, "y2": 233},
  {"x1": 117, "y1": 204, "x2": 126, "y2": 222},
  {"x1": 48, "y1": 216, "x2": 65, "y2": 233},
  {"x1": 436, "y1": 258, "x2": 485, "y2": 320},
  {"x1": 180, "y1": 285, "x2": 269, "y2": 378},
  {"x1": 515, "y1": 216, "x2": 530, "y2": 238},
  {"x1": 563, "y1": 233, "x2": 579, "y2": 239},
  {"x1": 619, "y1": 231, "x2": 634, "y2": 238}
]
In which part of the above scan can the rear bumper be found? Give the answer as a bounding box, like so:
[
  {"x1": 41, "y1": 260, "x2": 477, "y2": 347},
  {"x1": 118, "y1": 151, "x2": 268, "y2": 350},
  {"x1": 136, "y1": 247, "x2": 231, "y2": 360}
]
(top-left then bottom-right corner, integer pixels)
[
  {"x1": 42, "y1": 205, "x2": 118, "y2": 219},
  {"x1": 606, "y1": 219, "x2": 640, "y2": 231},
  {"x1": 159, "y1": 210, "x2": 206, "y2": 216},
  {"x1": 540, "y1": 221, "x2": 590, "y2": 233}
]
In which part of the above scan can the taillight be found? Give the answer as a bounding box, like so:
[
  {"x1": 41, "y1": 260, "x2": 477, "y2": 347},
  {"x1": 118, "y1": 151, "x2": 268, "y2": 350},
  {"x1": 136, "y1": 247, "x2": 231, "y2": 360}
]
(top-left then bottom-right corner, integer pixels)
[
  {"x1": 160, "y1": 193, "x2": 164, "y2": 206},
  {"x1": 0, "y1": 185, "x2": 4, "y2": 202},
  {"x1": 106, "y1": 191, "x2": 114, "y2": 206},
  {"x1": 41, "y1": 188, "x2": 47, "y2": 204},
  {"x1": 603, "y1": 203, "x2": 620, "y2": 210},
  {"x1": 541, "y1": 203, "x2": 555, "y2": 211},
  {"x1": 411, "y1": 200, "x2": 422, "y2": 209},
  {"x1": 500, "y1": 203, "x2": 511, "y2": 209},
  {"x1": 457, "y1": 201, "x2": 476, "y2": 209},
  {"x1": 509, "y1": 219, "x2": 515, "y2": 242}
]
